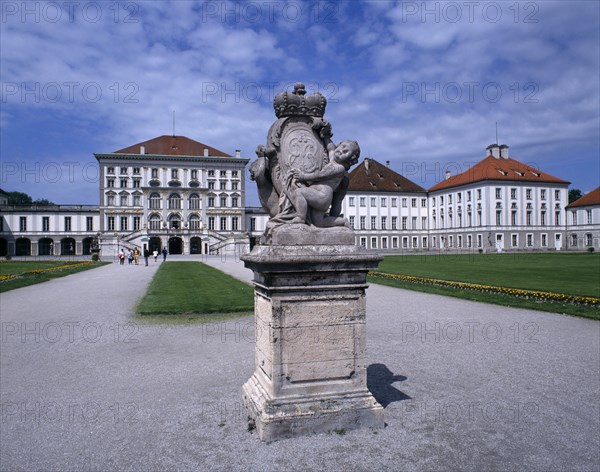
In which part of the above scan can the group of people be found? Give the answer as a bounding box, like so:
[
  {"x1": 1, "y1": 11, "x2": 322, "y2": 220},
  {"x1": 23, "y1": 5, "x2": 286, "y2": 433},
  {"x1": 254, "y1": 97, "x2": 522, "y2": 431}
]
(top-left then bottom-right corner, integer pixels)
[{"x1": 118, "y1": 247, "x2": 168, "y2": 266}]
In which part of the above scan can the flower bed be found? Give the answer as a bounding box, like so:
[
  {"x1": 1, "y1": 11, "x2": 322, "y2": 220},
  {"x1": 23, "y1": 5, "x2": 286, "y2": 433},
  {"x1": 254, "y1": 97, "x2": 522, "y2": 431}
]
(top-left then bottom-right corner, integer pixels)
[
  {"x1": 0, "y1": 261, "x2": 95, "y2": 282},
  {"x1": 368, "y1": 271, "x2": 600, "y2": 306}
]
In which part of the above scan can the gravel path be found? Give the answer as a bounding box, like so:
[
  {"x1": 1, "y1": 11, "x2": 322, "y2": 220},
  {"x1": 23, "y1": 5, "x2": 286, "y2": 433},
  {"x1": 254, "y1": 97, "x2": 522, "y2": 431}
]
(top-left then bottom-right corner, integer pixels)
[{"x1": 1, "y1": 255, "x2": 598, "y2": 472}]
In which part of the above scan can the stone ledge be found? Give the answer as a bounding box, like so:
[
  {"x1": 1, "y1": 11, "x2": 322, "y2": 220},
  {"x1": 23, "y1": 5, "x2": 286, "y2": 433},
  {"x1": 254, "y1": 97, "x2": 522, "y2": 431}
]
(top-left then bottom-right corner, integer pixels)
[
  {"x1": 243, "y1": 374, "x2": 384, "y2": 442},
  {"x1": 268, "y1": 224, "x2": 355, "y2": 246}
]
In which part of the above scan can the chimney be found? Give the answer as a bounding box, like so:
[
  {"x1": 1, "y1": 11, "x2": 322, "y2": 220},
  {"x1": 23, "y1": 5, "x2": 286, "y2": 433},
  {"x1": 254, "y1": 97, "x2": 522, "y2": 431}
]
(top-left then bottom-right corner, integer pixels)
[
  {"x1": 386, "y1": 160, "x2": 391, "y2": 167},
  {"x1": 140, "y1": 145, "x2": 145, "y2": 155},
  {"x1": 203, "y1": 148, "x2": 209, "y2": 157},
  {"x1": 445, "y1": 170, "x2": 451, "y2": 180},
  {"x1": 235, "y1": 149, "x2": 241, "y2": 158},
  {"x1": 486, "y1": 144, "x2": 500, "y2": 159},
  {"x1": 500, "y1": 144, "x2": 509, "y2": 159},
  {"x1": 364, "y1": 158, "x2": 370, "y2": 173}
]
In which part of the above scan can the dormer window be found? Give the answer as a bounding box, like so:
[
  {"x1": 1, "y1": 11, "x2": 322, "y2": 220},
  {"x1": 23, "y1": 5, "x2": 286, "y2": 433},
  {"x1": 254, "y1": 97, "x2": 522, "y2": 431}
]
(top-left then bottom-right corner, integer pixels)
[
  {"x1": 530, "y1": 171, "x2": 540, "y2": 177},
  {"x1": 514, "y1": 171, "x2": 524, "y2": 177},
  {"x1": 498, "y1": 170, "x2": 508, "y2": 176}
]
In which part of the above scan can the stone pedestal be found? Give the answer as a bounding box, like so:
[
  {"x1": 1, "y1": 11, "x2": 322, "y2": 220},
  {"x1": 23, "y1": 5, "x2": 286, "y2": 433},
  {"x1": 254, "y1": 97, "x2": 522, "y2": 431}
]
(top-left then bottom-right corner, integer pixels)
[{"x1": 241, "y1": 232, "x2": 384, "y2": 442}]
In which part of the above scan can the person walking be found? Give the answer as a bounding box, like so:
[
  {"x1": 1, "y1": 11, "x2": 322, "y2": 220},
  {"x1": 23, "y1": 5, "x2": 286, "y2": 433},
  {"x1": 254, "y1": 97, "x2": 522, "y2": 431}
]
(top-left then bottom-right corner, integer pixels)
[
  {"x1": 153, "y1": 249, "x2": 158, "y2": 262},
  {"x1": 134, "y1": 247, "x2": 140, "y2": 265},
  {"x1": 128, "y1": 250, "x2": 134, "y2": 265},
  {"x1": 162, "y1": 247, "x2": 168, "y2": 261},
  {"x1": 119, "y1": 249, "x2": 125, "y2": 265},
  {"x1": 143, "y1": 247, "x2": 150, "y2": 266}
]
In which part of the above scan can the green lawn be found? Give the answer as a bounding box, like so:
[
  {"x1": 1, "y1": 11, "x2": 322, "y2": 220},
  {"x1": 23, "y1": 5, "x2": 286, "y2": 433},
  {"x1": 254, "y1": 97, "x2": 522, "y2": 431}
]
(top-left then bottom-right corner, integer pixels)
[
  {"x1": 0, "y1": 260, "x2": 110, "y2": 292},
  {"x1": 377, "y1": 253, "x2": 599, "y2": 298},
  {"x1": 136, "y1": 261, "x2": 254, "y2": 317},
  {"x1": 371, "y1": 253, "x2": 600, "y2": 320}
]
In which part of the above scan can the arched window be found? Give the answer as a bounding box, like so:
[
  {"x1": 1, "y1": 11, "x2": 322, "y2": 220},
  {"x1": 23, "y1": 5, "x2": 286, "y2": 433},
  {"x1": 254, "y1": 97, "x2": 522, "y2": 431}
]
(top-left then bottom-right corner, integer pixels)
[
  {"x1": 189, "y1": 193, "x2": 200, "y2": 210},
  {"x1": 189, "y1": 214, "x2": 201, "y2": 230},
  {"x1": 149, "y1": 193, "x2": 161, "y2": 209},
  {"x1": 148, "y1": 214, "x2": 161, "y2": 230},
  {"x1": 169, "y1": 193, "x2": 181, "y2": 209},
  {"x1": 168, "y1": 213, "x2": 181, "y2": 230}
]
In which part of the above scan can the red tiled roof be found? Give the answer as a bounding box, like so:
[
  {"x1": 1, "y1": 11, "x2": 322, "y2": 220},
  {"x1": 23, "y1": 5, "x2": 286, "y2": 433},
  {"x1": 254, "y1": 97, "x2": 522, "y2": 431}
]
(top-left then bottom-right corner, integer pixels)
[
  {"x1": 429, "y1": 155, "x2": 570, "y2": 192},
  {"x1": 114, "y1": 135, "x2": 231, "y2": 157},
  {"x1": 567, "y1": 186, "x2": 600, "y2": 208},
  {"x1": 348, "y1": 159, "x2": 426, "y2": 193}
]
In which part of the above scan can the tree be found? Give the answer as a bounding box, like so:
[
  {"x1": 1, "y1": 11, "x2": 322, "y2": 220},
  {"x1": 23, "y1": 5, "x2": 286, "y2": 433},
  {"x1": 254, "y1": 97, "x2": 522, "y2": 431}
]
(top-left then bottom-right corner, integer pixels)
[
  {"x1": 6, "y1": 191, "x2": 54, "y2": 205},
  {"x1": 32, "y1": 198, "x2": 55, "y2": 206},
  {"x1": 569, "y1": 189, "x2": 583, "y2": 204},
  {"x1": 7, "y1": 191, "x2": 32, "y2": 205}
]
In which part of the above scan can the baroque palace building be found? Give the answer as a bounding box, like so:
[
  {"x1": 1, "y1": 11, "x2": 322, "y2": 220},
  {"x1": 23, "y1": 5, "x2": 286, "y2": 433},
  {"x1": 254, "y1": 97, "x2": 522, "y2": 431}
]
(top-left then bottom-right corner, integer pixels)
[
  {"x1": 0, "y1": 139, "x2": 598, "y2": 256},
  {"x1": 94, "y1": 135, "x2": 249, "y2": 255}
]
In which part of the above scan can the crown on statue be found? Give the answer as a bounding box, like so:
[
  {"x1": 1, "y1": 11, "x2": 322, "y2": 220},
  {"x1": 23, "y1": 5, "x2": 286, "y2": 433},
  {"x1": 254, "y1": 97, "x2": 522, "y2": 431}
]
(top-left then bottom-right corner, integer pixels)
[{"x1": 273, "y1": 83, "x2": 327, "y2": 118}]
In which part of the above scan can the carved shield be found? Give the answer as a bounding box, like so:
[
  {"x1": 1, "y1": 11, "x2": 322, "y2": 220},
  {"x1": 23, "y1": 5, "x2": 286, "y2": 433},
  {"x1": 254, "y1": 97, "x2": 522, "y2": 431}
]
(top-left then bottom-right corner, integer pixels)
[{"x1": 279, "y1": 120, "x2": 327, "y2": 175}]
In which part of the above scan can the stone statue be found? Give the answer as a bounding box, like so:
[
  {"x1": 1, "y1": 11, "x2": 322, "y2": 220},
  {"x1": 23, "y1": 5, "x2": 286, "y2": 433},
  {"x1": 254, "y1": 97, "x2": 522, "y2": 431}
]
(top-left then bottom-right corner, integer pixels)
[{"x1": 250, "y1": 83, "x2": 360, "y2": 240}]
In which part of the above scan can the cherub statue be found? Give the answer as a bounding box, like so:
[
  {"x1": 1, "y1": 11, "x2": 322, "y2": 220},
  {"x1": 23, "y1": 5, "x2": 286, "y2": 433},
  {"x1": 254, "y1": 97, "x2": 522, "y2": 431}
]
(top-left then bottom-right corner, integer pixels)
[
  {"x1": 249, "y1": 82, "x2": 360, "y2": 238},
  {"x1": 289, "y1": 140, "x2": 360, "y2": 227}
]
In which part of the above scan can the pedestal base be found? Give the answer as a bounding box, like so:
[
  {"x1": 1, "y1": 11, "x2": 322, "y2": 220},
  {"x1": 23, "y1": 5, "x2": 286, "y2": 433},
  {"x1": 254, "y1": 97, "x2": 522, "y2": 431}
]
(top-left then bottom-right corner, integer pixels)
[
  {"x1": 241, "y1": 242, "x2": 384, "y2": 442},
  {"x1": 243, "y1": 373, "x2": 384, "y2": 442}
]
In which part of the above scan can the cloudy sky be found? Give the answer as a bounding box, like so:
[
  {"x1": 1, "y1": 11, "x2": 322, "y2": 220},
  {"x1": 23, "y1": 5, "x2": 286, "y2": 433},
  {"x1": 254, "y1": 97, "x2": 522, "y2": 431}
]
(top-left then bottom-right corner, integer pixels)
[{"x1": 1, "y1": 0, "x2": 598, "y2": 205}]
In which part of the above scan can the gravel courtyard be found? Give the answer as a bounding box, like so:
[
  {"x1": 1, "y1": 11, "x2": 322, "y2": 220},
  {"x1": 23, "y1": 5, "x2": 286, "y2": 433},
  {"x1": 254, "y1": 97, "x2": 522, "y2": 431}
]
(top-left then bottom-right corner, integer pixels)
[{"x1": 1, "y1": 255, "x2": 598, "y2": 472}]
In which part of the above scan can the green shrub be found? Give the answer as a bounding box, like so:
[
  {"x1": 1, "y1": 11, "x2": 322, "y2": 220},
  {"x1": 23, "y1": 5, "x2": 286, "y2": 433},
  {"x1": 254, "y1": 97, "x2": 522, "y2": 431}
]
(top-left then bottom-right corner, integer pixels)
[
  {"x1": 5, "y1": 255, "x2": 12, "y2": 261},
  {"x1": 588, "y1": 247, "x2": 595, "y2": 253},
  {"x1": 91, "y1": 253, "x2": 100, "y2": 261}
]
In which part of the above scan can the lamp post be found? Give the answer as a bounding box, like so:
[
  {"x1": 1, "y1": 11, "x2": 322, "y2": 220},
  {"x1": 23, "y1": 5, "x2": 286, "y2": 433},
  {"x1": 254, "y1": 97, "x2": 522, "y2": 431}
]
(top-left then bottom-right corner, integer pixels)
[{"x1": 114, "y1": 232, "x2": 120, "y2": 261}]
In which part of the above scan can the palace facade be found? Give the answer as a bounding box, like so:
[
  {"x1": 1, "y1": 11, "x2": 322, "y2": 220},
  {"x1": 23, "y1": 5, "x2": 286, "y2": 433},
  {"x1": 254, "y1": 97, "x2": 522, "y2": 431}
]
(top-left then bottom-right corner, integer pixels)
[{"x1": 0, "y1": 139, "x2": 598, "y2": 257}]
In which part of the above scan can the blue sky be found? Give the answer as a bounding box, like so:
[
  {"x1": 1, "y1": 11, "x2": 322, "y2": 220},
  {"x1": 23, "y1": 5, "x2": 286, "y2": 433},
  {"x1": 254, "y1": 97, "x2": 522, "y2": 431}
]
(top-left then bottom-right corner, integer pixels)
[{"x1": 1, "y1": 0, "x2": 598, "y2": 206}]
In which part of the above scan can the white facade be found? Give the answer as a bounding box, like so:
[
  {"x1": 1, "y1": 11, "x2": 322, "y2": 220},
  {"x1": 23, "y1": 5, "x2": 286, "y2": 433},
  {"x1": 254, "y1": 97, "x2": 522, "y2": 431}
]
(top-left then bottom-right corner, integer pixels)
[
  {"x1": 566, "y1": 188, "x2": 600, "y2": 249},
  {"x1": 342, "y1": 192, "x2": 429, "y2": 251},
  {"x1": 429, "y1": 182, "x2": 569, "y2": 251},
  {"x1": 0, "y1": 205, "x2": 100, "y2": 256},
  {"x1": 95, "y1": 136, "x2": 249, "y2": 255}
]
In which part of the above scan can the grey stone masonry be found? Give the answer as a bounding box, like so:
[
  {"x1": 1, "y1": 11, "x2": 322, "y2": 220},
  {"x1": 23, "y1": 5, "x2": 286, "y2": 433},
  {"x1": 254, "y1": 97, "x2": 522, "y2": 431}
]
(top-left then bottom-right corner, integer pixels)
[{"x1": 241, "y1": 234, "x2": 384, "y2": 442}]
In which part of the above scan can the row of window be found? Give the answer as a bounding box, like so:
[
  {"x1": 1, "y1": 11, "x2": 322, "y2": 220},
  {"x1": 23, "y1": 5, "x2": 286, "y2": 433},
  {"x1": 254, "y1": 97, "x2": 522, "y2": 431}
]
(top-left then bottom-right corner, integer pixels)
[
  {"x1": 105, "y1": 193, "x2": 241, "y2": 208},
  {"x1": 15, "y1": 216, "x2": 94, "y2": 233},
  {"x1": 106, "y1": 177, "x2": 241, "y2": 190},
  {"x1": 359, "y1": 235, "x2": 430, "y2": 250},
  {"x1": 571, "y1": 210, "x2": 594, "y2": 225},
  {"x1": 432, "y1": 188, "x2": 563, "y2": 206},
  {"x1": 107, "y1": 167, "x2": 239, "y2": 179},
  {"x1": 430, "y1": 210, "x2": 563, "y2": 229},
  {"x1": 348, "y1": 196, "x2": 427, "y2": 208},
  {"x1": 357, "y1": 233, "x2": 575, "y2": 251},
  {"x1": 349, "y1": 216, "x2": 428, "y2": 230},
  {"x1": 106, "y1": 215, "x2": 240, "y2": 232},
  {"x1": 348, "y1": 210, "x2": 564, "y2": 231}
]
